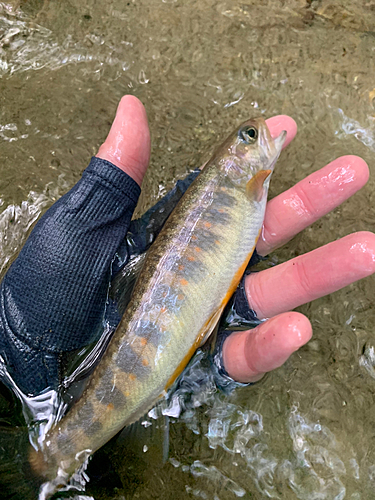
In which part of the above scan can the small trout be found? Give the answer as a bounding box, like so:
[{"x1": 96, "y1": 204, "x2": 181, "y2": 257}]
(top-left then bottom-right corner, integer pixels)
[{"x1": 31, "y1": 118, "x2": 286, "y2": 497}]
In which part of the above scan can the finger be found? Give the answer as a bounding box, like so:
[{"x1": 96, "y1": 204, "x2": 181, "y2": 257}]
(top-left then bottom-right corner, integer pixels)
[
  {"x1": 257, "y1": 155, "x2": 369, "y2": 256},
  {"x1": 96, "y1": 95, "x2": 151, "y2": 187},
  {"x1": 222, "y1": 312, "x2": 312, "y2": 383},
  {"x1": 246, "y1": 231, "x2": 375, "y2": 320},
  {"x1": 265, "y1": 115, "x2": 297, "y2": 149}
]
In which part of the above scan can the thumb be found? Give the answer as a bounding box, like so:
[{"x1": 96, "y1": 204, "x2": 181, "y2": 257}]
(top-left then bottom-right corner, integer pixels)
[{"x1": 96, "y1": 95, "x2": 151, "y2": 187}]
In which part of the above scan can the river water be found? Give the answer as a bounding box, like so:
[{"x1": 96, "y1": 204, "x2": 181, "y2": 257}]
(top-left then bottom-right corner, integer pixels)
[{"x1": 1, "y1": 0, "x2": 375, "y2": 499}]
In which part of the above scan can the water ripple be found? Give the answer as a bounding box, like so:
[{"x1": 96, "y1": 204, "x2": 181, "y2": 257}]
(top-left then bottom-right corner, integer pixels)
[{"x1": 0, "y1": 5, "x2": 134, "y2": 77}]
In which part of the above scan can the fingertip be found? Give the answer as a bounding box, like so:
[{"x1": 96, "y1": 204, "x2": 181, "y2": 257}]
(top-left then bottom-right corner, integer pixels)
[
  {"x1": 285, "y1": 312, "x2": 313, "y2": 350},
  {"x1": 251, "y1": 312, "x2": 312, "y2": 357},
  {"x1": 96, "y1": 95, "x2": 151, "y2": 186},
  {"x1": 337, "y1": 155, "x2": 369, "y2": 186},
  {"x1": 223, "y1": 312, "x2": 312, "y2": 383},
  {"x1": 119, "y1": 94, "x2": 145, "y2": 109},
  {"x1": 346, "y1": 231, "x2": 375, "y2": 276},
  {"x1": 266, "y1": 115, "x2": 297, "y2": 149}
]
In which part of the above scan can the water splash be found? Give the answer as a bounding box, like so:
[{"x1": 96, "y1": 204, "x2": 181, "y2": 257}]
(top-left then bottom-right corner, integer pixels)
[
  {"x1": 0, "y1": 174, "x2": 70, "y2": 274},
  {"x1": 333, "y1": 108, "x2": 375, "y2": 152},
  {"x1": 0, "y1": 122, "x2": 29, "y2": 142},
  {"x1": 280, "y1": 406, "x2": 347, "y2": 500},
  {"x1": 190, "y1": 461, "x2": 246, "y2": 498},
  {"x1": 158, "y1": 349, "x2": 361, "y2": 499},
  {"x1": 359, "y1": 344, "x2": 375, "y2": 380}
]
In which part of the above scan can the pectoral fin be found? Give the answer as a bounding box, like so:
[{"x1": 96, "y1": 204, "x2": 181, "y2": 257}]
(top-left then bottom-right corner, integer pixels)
[{"x1": 246, "y1": 169, "x2": 272, "y2": 202}]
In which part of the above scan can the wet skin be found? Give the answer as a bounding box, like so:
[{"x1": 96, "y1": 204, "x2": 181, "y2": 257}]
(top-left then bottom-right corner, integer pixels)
[{"x1": 97, "y1": 95, "x2": 375, "y2": 384}]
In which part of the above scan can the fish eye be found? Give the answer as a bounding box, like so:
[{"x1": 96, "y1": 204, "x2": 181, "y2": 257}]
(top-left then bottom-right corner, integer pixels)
[{"x1": 239, "y1": 126, "x2": 258, "y2": 144}]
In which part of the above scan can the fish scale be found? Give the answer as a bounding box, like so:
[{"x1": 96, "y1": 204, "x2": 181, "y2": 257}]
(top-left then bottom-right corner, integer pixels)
[{"x1": 29, "y1": 118, "x2": 286, "y2": 498}]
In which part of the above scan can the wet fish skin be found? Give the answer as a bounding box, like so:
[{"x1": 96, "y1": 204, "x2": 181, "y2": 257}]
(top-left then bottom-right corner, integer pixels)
[{"x1": 30, "y1": 118, "x2": 286, "y2": 493}]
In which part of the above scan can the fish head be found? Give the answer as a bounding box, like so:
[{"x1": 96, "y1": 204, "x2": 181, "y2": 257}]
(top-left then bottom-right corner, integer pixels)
[{"x1": 214, "y1": 117, "x2": 287, "y2": 191}]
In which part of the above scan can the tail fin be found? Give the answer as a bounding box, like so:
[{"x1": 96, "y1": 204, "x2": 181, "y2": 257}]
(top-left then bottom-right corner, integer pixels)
[{"x1": 0, "y1": 426, "x2": 43, "y2": 500}]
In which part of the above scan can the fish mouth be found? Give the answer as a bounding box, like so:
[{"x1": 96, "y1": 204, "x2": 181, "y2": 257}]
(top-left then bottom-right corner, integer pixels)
[
  {"x1": 258, "y1": 122, "x2": 287, "y2": 170},
  {"x1": 273, "y1": 129, "x2": 287, "y2": 153},
  {"x1": 270, "y1": 129, "x2": 287, "y2": 168}
]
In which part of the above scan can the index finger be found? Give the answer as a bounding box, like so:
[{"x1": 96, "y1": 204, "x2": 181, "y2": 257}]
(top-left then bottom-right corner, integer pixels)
[
  {"x1": 266, "y1": 114, "x2": 298, "y2": 150},
  {"x1": 260, "y1": 116, "x2": 369, "y2": 256}
]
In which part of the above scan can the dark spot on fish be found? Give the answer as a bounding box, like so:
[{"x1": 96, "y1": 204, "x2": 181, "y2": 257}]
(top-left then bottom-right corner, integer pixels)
[
  {"x1": 116, "y1": 336, "x2": 153, "y2": 378},
  {"x1": 96, "y1": 382, "x2": 127, "y2": 410},
  {"x1": 215, "y1": 191, "x2": 236, "y2": 208},
  {"x1": 95, "y1": 368, "x2": 113, "y2": 393},
  {"x1": 206, "y1": 207, "x2": 231, "y2": 224},
  {"x1": 56, "y1": 432, "x2": 70, "y2": 451},
  {"x1": 67, "y1": 400, "x2": 95, "y2": 433},
  {"x1": 85, "y1": 420, "x2": 103, "y2": 437},
  {"x1": 95, "y1": 368, "x2": 127, "y2": 410}
]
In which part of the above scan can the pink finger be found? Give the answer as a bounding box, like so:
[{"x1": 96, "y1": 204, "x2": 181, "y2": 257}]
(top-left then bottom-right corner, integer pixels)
[
  {"x1": 223, "y1": 312, "x2": 312, "y2": 383},
  {"x1": 265, "y1": 115, "x2": 297, "y2": 149},
  {"x1": 258, "y1": 155, "x2": 369, "y2": 256},
  {"x1": 96, "y1": 95, "x2": 151, "y2": 187},
  {"x1": 246, "y1": 231, "x2": 375, "y2": 320}
]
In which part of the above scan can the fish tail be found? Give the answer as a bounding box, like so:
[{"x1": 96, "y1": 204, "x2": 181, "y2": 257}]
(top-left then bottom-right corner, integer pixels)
[{"x1": 0, "y1": 427, "x2": 45, "y2": 499}]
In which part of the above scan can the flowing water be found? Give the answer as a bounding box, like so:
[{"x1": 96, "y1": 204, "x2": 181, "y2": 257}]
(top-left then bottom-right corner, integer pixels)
[{"x1": 1, "y1": 0, "x2": 375, "y2": 498}]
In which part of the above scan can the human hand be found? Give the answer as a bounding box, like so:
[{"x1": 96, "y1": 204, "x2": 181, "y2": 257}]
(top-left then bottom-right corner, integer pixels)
[{"x1": 98, "y1": 96, "x2": 375, "y2": 384}]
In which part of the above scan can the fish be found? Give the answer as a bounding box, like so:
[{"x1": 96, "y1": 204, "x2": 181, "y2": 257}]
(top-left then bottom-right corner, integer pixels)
[{"x1": 29, "y1": 117, "x2": 286, "y2": 498}]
